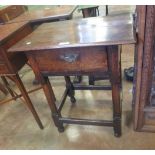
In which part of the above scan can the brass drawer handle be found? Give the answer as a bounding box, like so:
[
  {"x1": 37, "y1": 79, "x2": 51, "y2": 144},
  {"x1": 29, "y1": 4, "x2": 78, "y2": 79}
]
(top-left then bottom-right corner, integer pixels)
[{"x1": 60, "y1": 53, "x2": 79, "y2": 63}]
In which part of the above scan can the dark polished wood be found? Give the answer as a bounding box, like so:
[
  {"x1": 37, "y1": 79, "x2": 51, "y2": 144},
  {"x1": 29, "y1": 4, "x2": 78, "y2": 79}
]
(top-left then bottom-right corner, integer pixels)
[
  {"x1": 3, "y1": 5, "x2": 77, "y2": 85},
  {"x1": 8, "y1": 15, "x2": 136, "y2": 137},
  {"x1": 133, "y1": 6, "x2": 155, "y2": 132},
  {"x1": 106, "y1": 5, "x2": 108, "y2": 16},
  {"x1": 0, "y1": 5, "x2": 27, "y2": 23},
  {"x1": 0, "y1": 22, "x2": 31, "y2": 74},
  {"x1": 0, "y1": 22, "x2": 43, "y2": 129},
  {"x1": 0, "y1": 21, "x2": 30, "y2": 43},
  {"x1": 80, "y1": 6, "x2": 99, "y2": 18},
  {"x1": 107, "y1": 45, "x2": 122, "y2": 136},
  {"x1": 7, "y1": 5, "x2": 77, "y2": 25},
  {"x1": 76, "y1": 5, "x2": 100, "y2": 84},
  {"x1": 79, "y1": 5, "x2": 103, "y2": 85},
  {"x1": 29, "y1": 47, "x2": 108, "y2": 75},
  {"x1": 8, "y1": 14, "x2": 135, "y2": 52}
]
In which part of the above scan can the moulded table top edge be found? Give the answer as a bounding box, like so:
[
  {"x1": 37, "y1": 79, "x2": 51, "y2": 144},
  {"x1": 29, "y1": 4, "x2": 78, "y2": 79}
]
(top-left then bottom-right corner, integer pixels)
[{"x1": 8, "y1": 38, "x2": 136, "y2": 53}]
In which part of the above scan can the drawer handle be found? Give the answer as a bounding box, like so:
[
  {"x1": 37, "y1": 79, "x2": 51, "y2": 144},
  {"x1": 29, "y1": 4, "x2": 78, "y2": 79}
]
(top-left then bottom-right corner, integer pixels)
[{"x1": 60, "y1": 53, "x2": 79, "y2": 63}]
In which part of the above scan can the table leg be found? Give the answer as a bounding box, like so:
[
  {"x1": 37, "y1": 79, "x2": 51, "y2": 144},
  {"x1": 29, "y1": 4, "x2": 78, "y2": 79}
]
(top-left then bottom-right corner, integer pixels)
[
  {"x1": 0, "y1": 81, "x2": 8, "y2": 95},
  {"x1": 27, "y1": 61, "x2": 40, "y2": 85},
  {"x1": 13, "y1": 73, "x2": 44, "y2": 129},
  {"x1": 106, "y1": 5, "x2": 108, "y2": 16},
  {"x1": 89, "y1": 76, "x2": 95, "y2": 85},
  {"x1": 73, "y1": 76, "x2": 82, "y2": 84},
  {"x1": 27, "y1": 55, "x2": 64, "y2": 132},
  {"x1": 65, "y1": 76, "x2": 76, "y2": 103},
  {"x1": 1, "y1": 76, "x2": 15, "y2": 98},
  {"x1": 42, "y1": 76, "x2": 64, "y2": 132},
  {"x1": 108, "y1": 45, "x2": 122, "y2": 137},
  {"x1": 82, "y1": 9, "x2": 90, "y2": 18},
  {"x1": 82, "y1": 7, "x2": 99, "y2": 18}
]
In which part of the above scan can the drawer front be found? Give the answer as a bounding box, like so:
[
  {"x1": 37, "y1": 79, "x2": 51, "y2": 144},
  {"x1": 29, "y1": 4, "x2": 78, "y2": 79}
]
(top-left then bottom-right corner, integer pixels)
[
  {"x1": 80, "y1": 47, "x2": 108, "y2": 73},
  {"x1": 34, "y1": 46, "x2": 108, "y2": 75},
  {"x1": 35, "y1": 49, "x2": 81, "y2": 74}
]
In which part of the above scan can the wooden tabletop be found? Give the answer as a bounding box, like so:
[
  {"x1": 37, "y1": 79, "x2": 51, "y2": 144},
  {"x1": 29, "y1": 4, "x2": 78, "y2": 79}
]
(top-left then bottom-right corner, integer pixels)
[
  {"x1": 7, "y1": 5, "x2": 77, "y2": 24},
  {"x1": 0, "y1": 21, "x2": 29, "y2": 44},
  {"x1": 8, "y1": 14, "x2": 136, "y2": 53}
]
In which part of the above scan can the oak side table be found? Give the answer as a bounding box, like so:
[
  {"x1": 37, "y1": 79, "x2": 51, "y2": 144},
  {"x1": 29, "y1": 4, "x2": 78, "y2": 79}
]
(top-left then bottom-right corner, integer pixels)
[{"x1": 9, "y1": 15, "x2": 136, "y2": 137}]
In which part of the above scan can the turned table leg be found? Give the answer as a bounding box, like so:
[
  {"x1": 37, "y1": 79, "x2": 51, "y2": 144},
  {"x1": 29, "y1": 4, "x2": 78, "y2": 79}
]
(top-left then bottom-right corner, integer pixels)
[
  {"x1": 65, "y1": 76, "x2": 76, "y2": 103},
  {"x1": 88, "y1": 76, "x2": 95, "y2": 85},
  {"x1": 41, "y1": 76, "x2": 64, "y2": 132},
  {"x1": 108, "y1": 45, "x2": 122, "y2": 137},
  {"x1": 73, "y1": 76, "x2": 82, "y2": 84},
  {"x1": 27, "y1": 55, "x2": 64, "y2": 132}
]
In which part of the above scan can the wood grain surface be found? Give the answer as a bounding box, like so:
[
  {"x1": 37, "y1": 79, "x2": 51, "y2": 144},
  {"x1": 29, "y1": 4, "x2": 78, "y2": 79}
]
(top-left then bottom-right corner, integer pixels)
[
  {"x1": 8, "y1": 14, "x2": 136, "y2": 53},
  {"x1": 7, "y1": 5, "x2": 77, "y2": 24}
]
